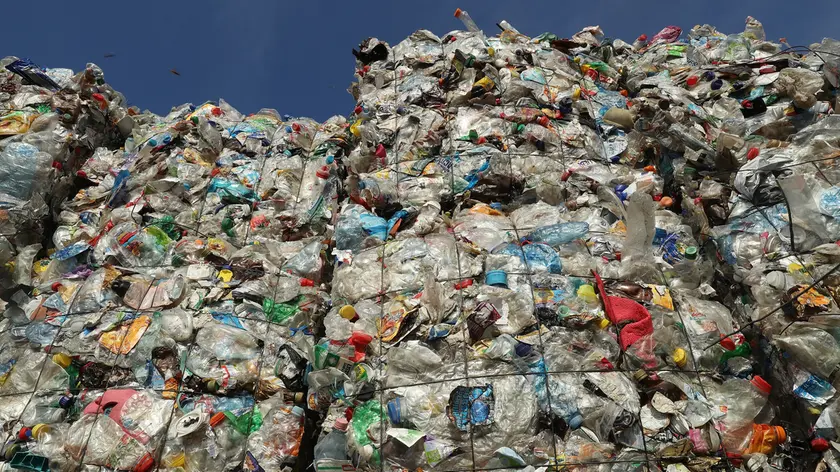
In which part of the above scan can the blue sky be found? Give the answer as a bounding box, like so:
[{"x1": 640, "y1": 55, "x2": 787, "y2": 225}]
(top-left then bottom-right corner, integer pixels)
[{"x1": 7, "y1": 0, "x2": 840, "y2": 121}]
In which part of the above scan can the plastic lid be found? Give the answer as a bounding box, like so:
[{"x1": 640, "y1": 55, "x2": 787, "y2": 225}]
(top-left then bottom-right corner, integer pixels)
[
  {"x1": 485, "y1": 270, "x2": 508, "y2": 288},
  {"x1": 454, "y1": 8, "x2": 463, "y2": 17},
  {"x1": 316, "y1": 166, "x2": 330, "y2": 179},
  {"x1": 633, "y1": 370, "x2": 648, "y2": 382},
  {"x1": 339, "y1": 305, "x2": 357, "y2": 321},
  {"x1": 812, "y1": 437, "x2": 830, "y2": 451},
  {"x1": 684, "y1": 246, "x2": 697, "y2": 260},
  {"x1": 673, "y1": 348, "x2": 687, "y2": 368},
  {"x1": 134, "y1": 452, "x2": 155, "y2": 472},
  {"x1": 598, "y1": 318, "x2": 610, "y2": 329},
  {"x1": 334, "y1": 416, "x2": 349, "y2": 431},
  {"x1": 31, "y1": 424, "x2": 50, "y2": 440},
  {"x1": 52, "y1": 353, "x2": 71, "y2": 369},
  {"x1": 751, "y1": 375, "x2": 772, "y2": 395},
  {"x1": 568, "y1": 413, "x2": 583, "y2": 429},
  {"x1": 58, "y1": 395, "x2": 73, "y2": 409}
]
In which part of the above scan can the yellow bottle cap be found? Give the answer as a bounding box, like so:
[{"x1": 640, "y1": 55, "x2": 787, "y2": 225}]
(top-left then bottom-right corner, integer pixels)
[
  {"x1": 218, "y1": 269, "x2": 233, "y2": 282},
  {"x1": 673, "y1": 348, "x2": 687, "y2": 368},
  {"x1": 52, "y1": 353, "x2": 71, "y2": 369},
  {"x1": 339, "y1": 305, "x2": 357, "y2": 320},
  {"x1": 31, "y1": 424, "x2": 50, "y2": 440},
  {"x1": 598, "y1": 318, "x2": 610, "y2": 329}
]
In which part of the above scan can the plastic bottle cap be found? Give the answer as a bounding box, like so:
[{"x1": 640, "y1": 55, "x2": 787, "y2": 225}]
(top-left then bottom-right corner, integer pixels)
[
  {"x1": 598, "y1": 318, "x2": 610, "y2": 329},
  {"x1": 134, "y1": 452, "x2": 155, "y2": 472},
  {"x1": 812, "y1": 437, "x2": 830, "y2": 451},
  {"x1": 59, "y1": 395, "x2": 73, "y2": 409},
  {"x1": 485, "y1": 270, "x2": 508, "y2": 288},
  {"x1": 686, "y1": 76, "x2": 699, "y2": 87},
  {"x1": 300, "y1": 278, "x2": 315, "y2": 287},
  {"x1": 751, "y1": 375, "x2": 772, "y2": 395},
  {"x1": 334, "y1": 416, "x2": 349, "y2": 431},
  {"x1": 18, "y1": 427, "x2": 31, "y2": 441},
  {"x1": 316, "y1": 166, "x2": 330, "y2": 179},
  {"x1": 633, "y1": 370, "x2": 648, "y2": 382},
  {"x1": 339, "y1": 305, "x2": 357, "y2": 321},
  {"x1": 673, "y1": 348, "x2": 687, "y2": 368},
  {"x1": 454, "y1": 8, "x2": 463, "y2": 17},
  {"x1": 659, "y1": 196, "x2": 673, "y2": 207},
  {"x1": 747, "y1": 147, "x2": 760, "y2": 160},
  {"x1": 31, "y1": 424, "x2": 50, "y2": 440},
  {"x1": 684, "y1": 246, "x2": 698, "y2": 260},
  {"x1": 568, "y1": 414, "x2": 583, "y2": 429},
  {"x1": 773, "y1": 426, "x2": 786, "y2": 444},
  {"x1": 53, "y1": 353, "x2": 72, "y2": 369}
]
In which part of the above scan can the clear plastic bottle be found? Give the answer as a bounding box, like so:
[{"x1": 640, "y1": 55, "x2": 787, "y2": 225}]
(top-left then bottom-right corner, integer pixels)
[
  {"x1": 527, "y1": 222, "x2": 590, "y2": 246},
  {"x1": 314, "y1": 417, "x2": 349, "y2": 469},
  {"x1": 708, "y1": 376, "x2": 772, "y2": 451},
  {"x1": 454, "y1": 9, "x2": 480, "y2": 33}
]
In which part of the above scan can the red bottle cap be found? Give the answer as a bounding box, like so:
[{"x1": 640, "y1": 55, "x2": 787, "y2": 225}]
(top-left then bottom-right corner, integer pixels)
[
  {"x1": 720, "y1": 337, "x2": 736, "y2": 351},
  {"x1": 316, "y1": 166, "x2": 330, "y2": 179},
  {"x1": 51, "y1": 282, "x2": 63, "y2": 292},
  {"x1": 354, "y1": 106, "x2": 363, "y2": 115},
  {"x1": 637, "y1": 34, "x2": 648, "y2": 41},
  {"x1": 134, "y1": 452, "x2": 155, "y2": 472},
  {"x1": 211, "y1": 107, "x2": 222, "y2": 116},
  {"x1": 454, "y1": 8, "x2": 463, "y2": 18},
  {"x1": 812, "y1": 437, "x2": 830, "y2": 452},
  {"x1": 747, "y1": 147, "x2": 760, "y2": 160},
  {"x1": 299, "y1": 278, "x2": 315, "y2": 287},
  {"x1": 686, "y1": 76, "x2": 699, "y2": 87},
  {"x1": 751, "y1": 375, "x2": 772, "y2": 395},
  {"x1": 292, "y1": 123, "x2": 301, "y2": 132}
]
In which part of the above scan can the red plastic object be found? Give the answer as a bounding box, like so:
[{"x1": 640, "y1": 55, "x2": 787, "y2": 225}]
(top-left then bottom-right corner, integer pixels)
[
  {"x1": 751, "y1": 375, "x2": 772, "y2": 395},
  {"x1": 812, "y1": 437, "x2": 830, "y2": 452},
  {"x1": 747, "y1": 147, "x2": 760, "y2": 160}
]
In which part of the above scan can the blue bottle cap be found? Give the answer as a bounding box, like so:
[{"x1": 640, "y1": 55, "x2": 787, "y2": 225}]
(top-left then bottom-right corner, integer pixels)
[
  {"x1": 490, "y1": 202, "x2": 502, "y2": 210},
  {"x1": 485, "y1": 270, "x2": 508, "y2": 288},
  {"x1": 568, "y1": 413, "x2": 583, "y2": 429},
  {"x1": 326, "y1": 155, "x2": 335, "y2": 164},
  {"x1": 711, "y1": 79, "x2": 723, "y2": 90},
  {"x1": 358, "y1": 181, "x2": 366, "y2": 190},
  {"x1": 514, "y1": 342, "x2": 532, "y2": 357},
  {"x1": 58, "y1": 395, "x2": 72, "y2": 409},
  {"x1": 286, "y1": 126, "x2": 293, "y2": 133},
  {"x1": 614, "y1": 184, "x2": 627, "y2": 193}
]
